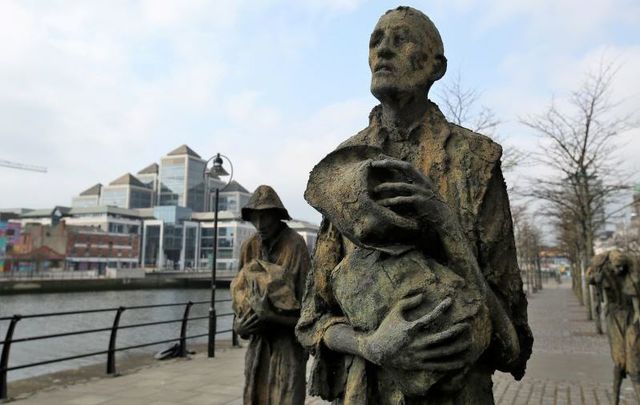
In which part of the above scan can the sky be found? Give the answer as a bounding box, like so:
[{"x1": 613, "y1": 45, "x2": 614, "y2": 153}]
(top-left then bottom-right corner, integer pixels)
[{"x1": 1, "y1": 0, "x2": 639, "y2": 224}]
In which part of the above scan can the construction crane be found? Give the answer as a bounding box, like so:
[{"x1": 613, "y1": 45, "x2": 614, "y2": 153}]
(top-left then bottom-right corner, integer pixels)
[{"x1": 0, "y1": 159, "x2": 47, "y2": 173}]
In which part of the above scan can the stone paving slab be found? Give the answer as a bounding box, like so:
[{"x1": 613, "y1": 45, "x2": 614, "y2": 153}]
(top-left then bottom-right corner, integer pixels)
[{"x1": 6, "y1": 282, "x2": 640, "y2": 404}]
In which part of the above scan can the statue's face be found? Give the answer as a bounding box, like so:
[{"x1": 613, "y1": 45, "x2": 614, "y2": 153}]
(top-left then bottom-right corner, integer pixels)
[
  {"x1": 369, "y1": 11, "x2": 443, "y2": 101},
  {"x1": 249, "y1": 210, "x2": 281, "y2": 241}
]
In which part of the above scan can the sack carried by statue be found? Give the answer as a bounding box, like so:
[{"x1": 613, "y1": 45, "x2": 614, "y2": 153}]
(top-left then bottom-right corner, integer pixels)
[{"x1": 231, "y1": 259, "x2": 300, "y2": 318}]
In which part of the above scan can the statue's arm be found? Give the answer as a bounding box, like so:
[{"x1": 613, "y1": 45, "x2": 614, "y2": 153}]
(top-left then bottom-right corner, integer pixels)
[
  {"x1": 295, "y1": 218, "x2": 350, "y2": 400},
  {"x1": 296, "y1": 219, "x2": 348, "y2": 351},
  {"x1": 476, "y1": 162, "x2": 533, "y2": 379}
]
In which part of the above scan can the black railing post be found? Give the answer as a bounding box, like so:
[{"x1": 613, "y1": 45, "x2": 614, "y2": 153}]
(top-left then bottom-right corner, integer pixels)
[
  {"x1": 106, "y1": 307, "x2": 125, "y2": 375},
  {"x1": 208, "y1": 307, "x2": 217, "y2": 358},
  {"x1": 0, "y1": 315, "x2": 21, "y2": 401},
  {"x1": 178, "y1": 301, "x2": 193, "y2": 357},
  {"x1": 232, "y1": 315, "x2": 239, "y2": 347}
]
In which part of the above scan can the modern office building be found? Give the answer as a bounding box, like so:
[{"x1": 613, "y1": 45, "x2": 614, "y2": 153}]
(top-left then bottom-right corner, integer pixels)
[
  {"x1": 64, "y1": 206, "x2": 143, "y2": 235},
  {"x1": 71, "y1": 184, "x2": 102, "y2": 208},
  {"x1": 287, "y1": 219, "x2": 319, "y2": 254},
  {"x1": 100, "y1": 173, "x2": 154, "y2": 209},
  {"x1": 141, "y1": 206, "x2": 197, "y2": 269},
  {"x1": 136, "y1": 163, "x2": 159, "y2": 205},
  {"x1": 211, "y1": 181, "x2": 250, "y2": 215},
  {"x1": 33, "y1": 144, "x2": 322, "y2": 274},
  {"x1": 158, "y1": 145, "x2": 207, "y2": 212}
]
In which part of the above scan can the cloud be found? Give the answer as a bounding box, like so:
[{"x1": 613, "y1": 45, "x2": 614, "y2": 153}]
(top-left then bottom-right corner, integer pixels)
[{"x1": 0, "y1": 1, "x2": 238, "y2": 208}]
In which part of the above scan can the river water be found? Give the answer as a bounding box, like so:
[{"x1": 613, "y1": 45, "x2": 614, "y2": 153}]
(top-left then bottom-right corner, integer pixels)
[{"x1": 0, "y1": 289, "x2": 232, "y2": 381}]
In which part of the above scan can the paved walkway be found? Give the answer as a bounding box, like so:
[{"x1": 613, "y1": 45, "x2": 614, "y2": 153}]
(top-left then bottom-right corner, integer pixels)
[
  {"x1": 493, "y1": 282, "x2": 638, "y2": 404},
  {"x1": 7, "y1": 283, "x2": 639, "y2": 404}
]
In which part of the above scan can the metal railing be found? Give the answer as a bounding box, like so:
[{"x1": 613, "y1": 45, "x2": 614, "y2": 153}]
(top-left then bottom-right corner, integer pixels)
[{"x1": 0, "y1": 299, "x2": 238, "y2": 401}]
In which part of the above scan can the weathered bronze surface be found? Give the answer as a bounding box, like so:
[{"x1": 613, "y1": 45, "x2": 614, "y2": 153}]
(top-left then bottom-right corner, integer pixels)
[
  {"x1": 296, "y1": 6, "x2": 532, "y2": 404},
  {"x1": 231, "y1": 185, "x2": 310, "y2": 405},
  {"x1": 589, "y1": 251, "x2": 640, "y2": 405}
]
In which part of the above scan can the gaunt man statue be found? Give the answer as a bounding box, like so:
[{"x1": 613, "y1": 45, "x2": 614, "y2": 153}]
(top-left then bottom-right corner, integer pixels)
[
  {"x1": 296, "y1": 6, "x2": 532, "y2": 404},
  {"x1": 232, "y1": 185, "x2": 310, "y2": 404}
]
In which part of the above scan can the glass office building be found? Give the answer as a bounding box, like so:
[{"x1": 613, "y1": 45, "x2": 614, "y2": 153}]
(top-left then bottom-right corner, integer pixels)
[
  {"x1": 158, "y1": 145, "x2": 206, "y2": 212},
  {"x1": 71, "y1": 184, "x2": 102, "y2": 208},
  {"x1": 99, "y1": 173, "x2": 153, "y2": 209}
]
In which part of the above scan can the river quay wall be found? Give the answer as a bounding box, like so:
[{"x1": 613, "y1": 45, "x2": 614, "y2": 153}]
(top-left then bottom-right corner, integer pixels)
[{"x1": 0, "y1": 274, "x2": 230, "y2": 295}]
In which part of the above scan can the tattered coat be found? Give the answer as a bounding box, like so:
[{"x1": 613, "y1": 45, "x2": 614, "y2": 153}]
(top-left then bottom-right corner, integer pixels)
[
  {"x1": 234, "y1": 224, "x2": 310, "y2": 405},
  {"x1": 296, "y1": 102, "x2": 533, "y2": 404}
]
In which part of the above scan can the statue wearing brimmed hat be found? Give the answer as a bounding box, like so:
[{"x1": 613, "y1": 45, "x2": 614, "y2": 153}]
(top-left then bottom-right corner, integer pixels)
[{"x1": 231, "y1": 185, "x2": 310, "y2": 405}]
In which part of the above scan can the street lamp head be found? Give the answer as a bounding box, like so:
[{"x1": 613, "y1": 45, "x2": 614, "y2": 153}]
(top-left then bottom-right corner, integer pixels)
[{"x1": 209, "y1": 154, "x2": 229, "y2": 177}]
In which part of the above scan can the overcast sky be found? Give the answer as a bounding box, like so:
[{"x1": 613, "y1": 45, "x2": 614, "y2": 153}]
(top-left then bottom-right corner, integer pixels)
[{"x1": 1, "y1": 0, "x2": 639, "y2": 223}]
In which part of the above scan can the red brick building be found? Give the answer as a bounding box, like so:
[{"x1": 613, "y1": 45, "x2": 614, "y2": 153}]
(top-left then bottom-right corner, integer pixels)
[{"x1": 8, "y1": 223, "x2": 140, "y2": 273}]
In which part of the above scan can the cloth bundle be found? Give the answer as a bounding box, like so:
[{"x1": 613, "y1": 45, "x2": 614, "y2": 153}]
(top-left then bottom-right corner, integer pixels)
[{"x1": 231, "y1": 259, "x2": 300, "y2": 318}]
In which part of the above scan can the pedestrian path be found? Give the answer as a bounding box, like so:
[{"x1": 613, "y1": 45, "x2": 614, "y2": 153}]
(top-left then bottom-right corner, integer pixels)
[
  {"x1": 7, "y1": 283, "x2": 638, "y2": 404},
  {"x1": 493, "y1": 282, "x2": 637, "y2": 404}
]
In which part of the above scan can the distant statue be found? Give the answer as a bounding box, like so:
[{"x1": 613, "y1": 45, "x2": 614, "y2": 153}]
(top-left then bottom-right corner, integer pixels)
[
  {"x1": 590, "y1": 250, "x2": 640, "y2": 404},
  {"x1": 586, "y1": 265, "x2": 605, "y2": 334},
  {"x1": 231, "y1": 185, "x2": 310, "y2": 405},
  {"x1": 296, "y1": 6, "x2": 532, "y2": 404}
]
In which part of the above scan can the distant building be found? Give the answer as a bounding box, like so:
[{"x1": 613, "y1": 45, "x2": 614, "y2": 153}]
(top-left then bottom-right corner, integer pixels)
[
  {"x1": 0, "y1": 221, "x2": 21, "y2": 272},
  {"x1": 136, "y1": 163, "x2": 159, "y2": 206},
  {"x1": 539, "y1": 247, "x2": 572, "y2": 275},
  {"x1": 213, "y1": 180, "x2": 251, "y2": 217},
  {"x1": 72, "y1": 184, "x2": 102, "y2": 208},
  {"x1": 8, "y1": 222, "x2": 140, "y2": 273},
  {"x1": 287, "y1": 219, "x2": 319, "y2": 255},
  {"x1": 191, "y1": 210, "x2": 255, "y2": 272},
  {"x1": 18, "y1": 206, "x2": 71, "y2": 227},
  {"x1": 26, "y1": 144, "x2": 323, "y2": 274},
  {"x1": 100, "y1": 173, "x2": 154, "y2": 209},
  {"x1": 158, "y1": 145, "x2": 207, "y2": 212},
  {"x1": 64, "y1": 206, "x2": 143, "y2": 235}
]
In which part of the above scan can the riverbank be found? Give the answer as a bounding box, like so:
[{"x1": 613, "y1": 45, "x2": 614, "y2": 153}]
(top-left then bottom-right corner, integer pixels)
[{"x1": 0, "y1": 276, "x2": 229, "y2": 295}]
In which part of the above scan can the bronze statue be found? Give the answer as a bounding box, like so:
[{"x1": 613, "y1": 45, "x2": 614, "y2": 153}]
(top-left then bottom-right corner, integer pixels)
[
  {"x1": 231, "y1": 185, "x2": 310, "y2": 405},
  {"x1": 587, "y1": 265, "x2": 605, "y2": 334},
  {"x1": 296, "y1": 6, "x2": 532, "y2": 404},
  {"x1": 590, "y1": 251, "x2": 640, "y2": 404}
]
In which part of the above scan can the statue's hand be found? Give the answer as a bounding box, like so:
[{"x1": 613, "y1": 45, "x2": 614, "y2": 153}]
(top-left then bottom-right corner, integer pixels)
[
  {"x1": 248, "y1": 280, "x2": 273, "y2": 321},
  {"x1": 234, "y1": 312, "x2": 262, "y2": 337},
  {"x1": 370, "y1": 159, "x2": 452, "y2": 228},
  {"x1": 362, "y1": 294, "x2": 471, "y2": 371}
]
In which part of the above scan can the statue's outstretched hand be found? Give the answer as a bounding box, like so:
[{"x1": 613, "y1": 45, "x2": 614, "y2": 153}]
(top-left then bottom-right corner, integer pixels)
[
  {"x1": 363, "y1": 294, "x2": 471, "y2": 371},
  {"x1": 370, "y1": 159, "x2": 452, "y2": 228}
]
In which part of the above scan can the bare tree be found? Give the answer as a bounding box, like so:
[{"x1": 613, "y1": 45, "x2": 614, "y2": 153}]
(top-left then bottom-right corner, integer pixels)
[
  {"x1": 521, "y1": 61, "x2": 633, "y2": 317},
  {"x1": 513, "y1": 205, "x2": 543, "y2": 294},
  {"x1": 437, "y1": 72, "x2": 524, "y2": 171}
]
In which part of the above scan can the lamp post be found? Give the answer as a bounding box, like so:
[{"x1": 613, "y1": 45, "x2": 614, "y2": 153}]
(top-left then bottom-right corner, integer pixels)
[{"x1": 203, "y1": 153, "x2": 233, "y2": 358}]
